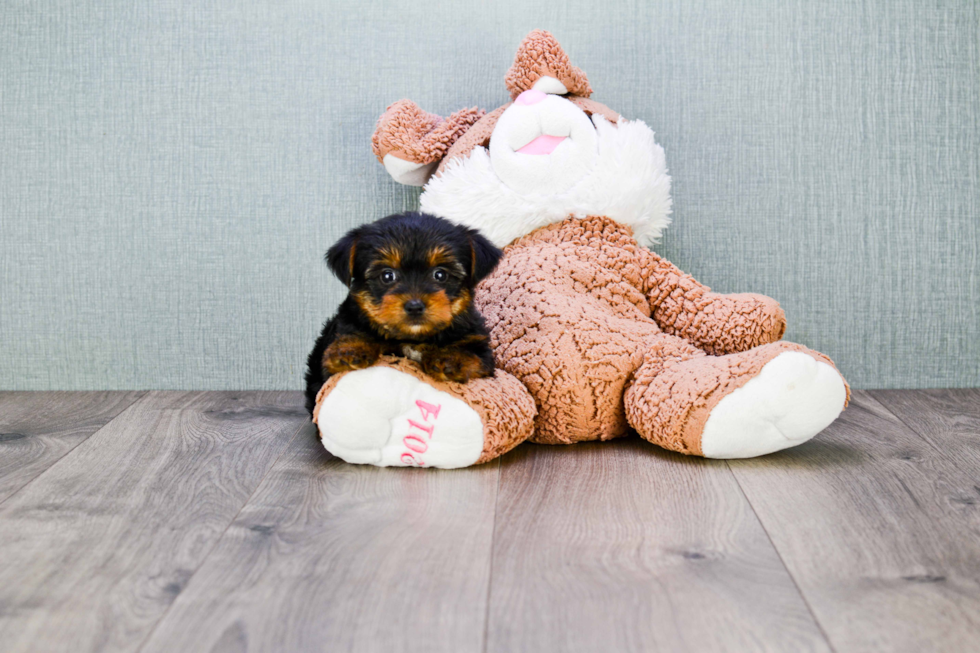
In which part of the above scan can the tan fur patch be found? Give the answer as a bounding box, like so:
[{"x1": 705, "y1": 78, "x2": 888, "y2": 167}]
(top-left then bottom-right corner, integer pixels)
[
  {"x1": 355, "y1": 290, "x2": 454, "y2": 338},
  {"x1": 427, "y1": 247, "x2": 466, "y2": 278},
  {"x1": 376, "y1": 246, "x2": 402, "y2": 270},
  {"x1": 455, "y1": 333, "x2": 488, "y2": 346},
  {"x1": 355, "y1": 291, "x2": 410, "y2": 328},
  {"x1": 422, "y1": 348, "x2": 490, "y2": 383},
  {"x1": 347, "y1": 239, "x2": 357, "y2": 281},
  {"x1": 450, "y1": 289, "x2": 472, "y2": 317},
  {"x1": 323, "y1": 335, "x2": 381, "y2": 374},
  {"x1": 424, "y1": 290, "x2": 453, "y2": 327},
  {"x1": 426, "y1": 246, "x2": 452, "y2": 268}
]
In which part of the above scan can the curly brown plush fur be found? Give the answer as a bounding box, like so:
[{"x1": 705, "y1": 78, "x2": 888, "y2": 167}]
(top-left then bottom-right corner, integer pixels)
[{"x1": 311, "y1": 30, "x2": 848, "y2": 466}]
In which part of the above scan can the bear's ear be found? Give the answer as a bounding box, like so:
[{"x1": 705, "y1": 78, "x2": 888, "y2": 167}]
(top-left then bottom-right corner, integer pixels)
[
  {"x1": 466, "y1": 229, "x2": 504, "y2": 284},
  {"x1": 372, "y1": 100, "x2": 486, "y2": 186},
  {"x1": 325, "y1": 232, "x2": 359, "y2": 286},
  {"x1": 505, "y1": 30, "x2": 592, "y2": 99}
]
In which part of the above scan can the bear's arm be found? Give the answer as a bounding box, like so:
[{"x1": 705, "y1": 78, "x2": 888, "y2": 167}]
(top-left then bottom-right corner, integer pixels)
[
  {"x1": 639, "y1": 249, "x2": 787, "y2": 355},
  {"x1": 371, "y1": 101, "x2": 487, "y2": 186},
  {"x1": 372, "y1": 100, "x2": 486, "y2": 165}
]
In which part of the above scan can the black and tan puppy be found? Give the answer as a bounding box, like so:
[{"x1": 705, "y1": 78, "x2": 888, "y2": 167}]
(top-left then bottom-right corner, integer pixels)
[{"x1": 304, "y1": 212, "x2": 503, "y2": 416}]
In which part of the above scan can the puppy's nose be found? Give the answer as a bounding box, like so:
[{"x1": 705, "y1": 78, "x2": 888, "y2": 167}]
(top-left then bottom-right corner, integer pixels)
[
  {"x1": 404, "y1": 299, "x2": 426, "y2": 316},
  {"x1": 516, "y1": 89, "x2": 547, "y2": 105}
]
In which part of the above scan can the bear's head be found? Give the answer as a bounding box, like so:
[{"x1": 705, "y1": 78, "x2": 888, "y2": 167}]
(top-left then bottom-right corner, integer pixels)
[{"x1": 371, "y1": 30, "x2": 672, "y2": 248}]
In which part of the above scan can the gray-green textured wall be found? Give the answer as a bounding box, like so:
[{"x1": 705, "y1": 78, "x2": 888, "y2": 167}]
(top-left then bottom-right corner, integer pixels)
[{"x1": 2, "y1": 1, "x2": 978, "y2": 390}]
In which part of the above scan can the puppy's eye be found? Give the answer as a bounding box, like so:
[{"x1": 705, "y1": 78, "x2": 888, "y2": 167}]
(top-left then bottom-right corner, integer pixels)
[
  {"x1": 432, "y1": 268, "x2": 448, "y2": 283},
  {"x1": 380, "y1": 269, "x2": 398, "y2": 285}
]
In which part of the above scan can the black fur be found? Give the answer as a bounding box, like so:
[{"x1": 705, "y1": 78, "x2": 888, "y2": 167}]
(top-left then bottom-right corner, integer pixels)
[{"x1": 304, "y1": 212, "x2": 503, "y2": 416}]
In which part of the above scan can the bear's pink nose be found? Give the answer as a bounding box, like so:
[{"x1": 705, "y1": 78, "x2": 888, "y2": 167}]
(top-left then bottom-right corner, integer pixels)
[{"x1": 516, "y1": 89, "x2": 547, "y2": 106}]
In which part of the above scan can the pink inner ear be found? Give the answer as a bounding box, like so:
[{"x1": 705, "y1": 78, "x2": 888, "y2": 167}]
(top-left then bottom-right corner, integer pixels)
[
  {"x1": 516, "y1": 89, "x2": 547, "y2": 105},
  {"x1": 517, "y1": 134, "x2": 566, "y2": 155}
]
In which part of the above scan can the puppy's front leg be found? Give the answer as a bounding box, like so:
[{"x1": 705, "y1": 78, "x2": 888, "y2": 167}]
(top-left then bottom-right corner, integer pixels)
[
  {"x1": 323, "y1": 334, "x2": 382, "y2": 375},
  {"x1": 421, "y1": 335, "x2": 495, "y2": 383}
]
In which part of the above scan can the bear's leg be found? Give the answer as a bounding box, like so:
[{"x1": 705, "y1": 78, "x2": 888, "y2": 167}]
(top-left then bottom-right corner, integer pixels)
[
  {"x1": 493, "y1": 303, "x2": 660, "y2": 445},
  {"x1": 624, "y1": 336, "x2": 848, "y2": 458},
  {"x1": 312, "y1": 356, "x2": 535, "y2": 468}
]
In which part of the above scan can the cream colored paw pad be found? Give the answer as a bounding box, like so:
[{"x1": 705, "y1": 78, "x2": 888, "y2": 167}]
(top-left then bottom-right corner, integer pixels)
[
  {"x1": 317, "y1": 367, "x2": 485, "y2": 468},
  {"x1": 701, "y1": 352, "x2": 847, "y2": 459}
]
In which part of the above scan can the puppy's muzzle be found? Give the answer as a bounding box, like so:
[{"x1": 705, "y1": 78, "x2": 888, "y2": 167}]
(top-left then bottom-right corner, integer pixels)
[{"x1": 404, "y1": 298, "x2": 426, "y2": 318}]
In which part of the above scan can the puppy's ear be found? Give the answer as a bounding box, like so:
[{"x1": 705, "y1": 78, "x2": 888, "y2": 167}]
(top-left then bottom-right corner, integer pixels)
[
  {"x1": 467, "y1": 230, "x2": 503, "y2": 284},
  {"x1": 325, "y1": 233, "x2": 358, "y2": 286}
]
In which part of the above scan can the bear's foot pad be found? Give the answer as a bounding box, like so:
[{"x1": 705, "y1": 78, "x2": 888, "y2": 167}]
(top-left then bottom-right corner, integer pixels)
[
  {"x1": 317, "y1": 367, "x2": 484, "y2": 468},
  {"x1": 701, "y1": 351, "x2": 847, "y2": 458}
]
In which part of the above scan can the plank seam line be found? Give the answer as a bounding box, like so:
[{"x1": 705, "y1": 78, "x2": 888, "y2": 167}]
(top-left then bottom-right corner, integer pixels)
[
  {"x1": 0, "y1": 391, "x2": 149, "y2": 511},
  {"x1": 865, "y1": 390, "x2": 957, "y2": 461},
  {"x1": 133, "y1": 414, "x2": 310, "y2": 653},
  {"x1": 725, "y1": 460, "x2": 839, "y2": 653},
  {"x1": 481, "y1": 459, "x2": 503, "y2": 653}
]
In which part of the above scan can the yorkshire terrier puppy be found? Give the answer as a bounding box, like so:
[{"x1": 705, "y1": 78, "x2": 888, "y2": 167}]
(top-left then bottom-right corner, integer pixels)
[{"x1": 304, "y1": 211, "x2": 503, "y2": 416}]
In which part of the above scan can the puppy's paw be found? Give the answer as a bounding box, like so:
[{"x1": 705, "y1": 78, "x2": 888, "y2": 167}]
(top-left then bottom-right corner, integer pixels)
[
  {"x1": 422, "y1": 348, "x2": 488, "y2": 383},
  {"x1": 323, "y1": 336, "x2": 381, "y2": 375}
]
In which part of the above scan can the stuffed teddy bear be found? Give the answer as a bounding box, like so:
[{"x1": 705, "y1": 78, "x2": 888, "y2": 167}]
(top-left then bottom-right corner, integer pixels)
[{"x1": 312, "y1": 29, "x2": 849, "y2": 468}]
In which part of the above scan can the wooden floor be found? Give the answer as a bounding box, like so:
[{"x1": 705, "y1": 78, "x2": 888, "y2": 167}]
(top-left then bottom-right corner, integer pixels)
[{"x1": 0, "y1": 390, "x2": 978, "y2": 652}]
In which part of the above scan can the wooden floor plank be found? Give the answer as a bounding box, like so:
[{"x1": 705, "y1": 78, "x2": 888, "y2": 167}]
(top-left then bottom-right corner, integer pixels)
[
  {"x1": 728, "y1": 390, "x2": 980, "y2": 652},
  {"x1": 0, "y1": 391, "x2": 306, "y2": 653},
  {"x1": 138, "y1": 424, "x2": 500, "y2": 653},
  {"x1": 0, "y1": 391, "x2": 145, "y2": 504},
  {"x1": 870, "y1": 388, "x2": 980, "y2": 475},
  {"x1": 485, "y1": 440, "x2": 831, "y2": 653}
]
